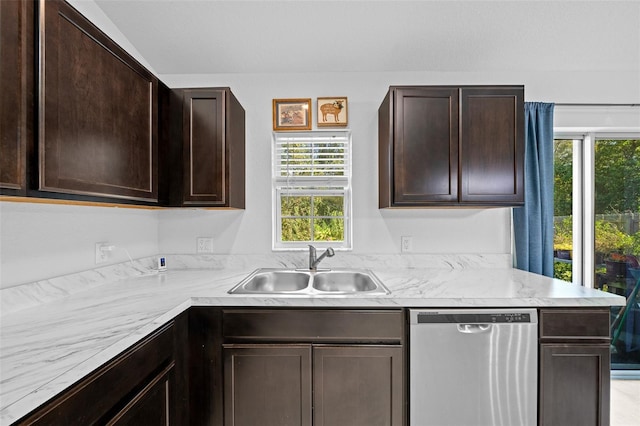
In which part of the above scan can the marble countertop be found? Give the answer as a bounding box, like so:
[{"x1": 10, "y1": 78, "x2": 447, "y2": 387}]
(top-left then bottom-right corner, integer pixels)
[{"x1": 0, "y1": 258, "x2": 626, "y2": 424}]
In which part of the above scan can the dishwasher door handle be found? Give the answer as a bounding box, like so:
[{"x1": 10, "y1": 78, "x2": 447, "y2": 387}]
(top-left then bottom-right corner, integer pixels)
[{"x1": 457, "y1": 324, "x2": 492, "y2": 334}]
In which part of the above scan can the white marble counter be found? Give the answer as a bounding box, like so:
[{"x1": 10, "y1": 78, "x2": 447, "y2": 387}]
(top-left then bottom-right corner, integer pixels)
[{"x1": 0, "y1": 255, "x2": 626, "y2": 424}]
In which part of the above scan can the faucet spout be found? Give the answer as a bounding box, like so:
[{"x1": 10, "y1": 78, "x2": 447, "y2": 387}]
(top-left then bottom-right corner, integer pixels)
[{"x1": 308, "y1": 245, "x2": 335, "y2": 270}]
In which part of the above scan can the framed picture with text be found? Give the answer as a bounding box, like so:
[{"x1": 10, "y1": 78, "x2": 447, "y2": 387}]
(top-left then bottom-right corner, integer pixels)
[
  {"x1": 317, "y1": 97, "x2": 348, "y2": 127},
  {"x1": 273, "y1": 98, "x2": 312, "y2": 131}
]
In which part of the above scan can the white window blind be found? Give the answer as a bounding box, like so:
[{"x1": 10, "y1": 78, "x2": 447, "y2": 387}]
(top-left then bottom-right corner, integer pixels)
[{"x1": 274, "y1": 131, "x2": 350, "y2": 188}]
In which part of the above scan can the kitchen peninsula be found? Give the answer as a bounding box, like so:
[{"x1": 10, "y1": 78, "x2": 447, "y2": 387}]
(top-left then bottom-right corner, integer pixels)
[{"x1": 0, "y1": 254, "x2": 625, "y2": 425}]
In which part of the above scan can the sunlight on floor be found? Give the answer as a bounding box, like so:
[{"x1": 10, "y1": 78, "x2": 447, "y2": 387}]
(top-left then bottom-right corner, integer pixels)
[{"x1": 611, "y1": 380, "x2": 640, "y2": 426}]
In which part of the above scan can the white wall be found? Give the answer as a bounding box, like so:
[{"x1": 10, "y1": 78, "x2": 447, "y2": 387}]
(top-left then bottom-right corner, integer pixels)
[
  {"x1": 0, "y1": 202, "x2": 158, "y2": 288},
  {"x1": 156, "y1": 68, "x2": 640, "y2": 256},
  {"x1": 157, "y1": 72, "x2": 517, "y2": 255},
  {"x1": 2, "y1": 1, "x2": 638, "y2": 288}
]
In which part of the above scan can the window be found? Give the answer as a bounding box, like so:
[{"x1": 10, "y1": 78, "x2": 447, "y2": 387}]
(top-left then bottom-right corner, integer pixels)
[
  {"x1": 553, "y1": 133, "x2": 640, "y2": 371},
  {"x1": 272, "y1": 131, "x2": 351, "y2": 250},
  {"x1": 553, "y1": 139, "x2": 575, "y2": 282}
]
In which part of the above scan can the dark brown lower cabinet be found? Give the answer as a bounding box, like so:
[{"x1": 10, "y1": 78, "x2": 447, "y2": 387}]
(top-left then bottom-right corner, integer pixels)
[
  {"x1": 539, "y1": 344, "x2": 610, "y2": 426},
  {"x1": 538, "y1": 308, "x2": 611, "y2": 426},
  {"x1": 13, "y1": 306, "x2": 615, "y2": 426},
  {"x1": 223, "y1": 344, "x2": 403, "y2": 426},
  {"x1": 16, "y1": 315, "x2": 187, "y2": 425},
  {"x1": 221, "y1": 308, "x2": 406, "y2": 426},
  {"x1": 189, "y1": 307, "x2": 224, "y2": 426},
  {"x1": 106, "y1": 363, "x2": 174, "y2": 426}
]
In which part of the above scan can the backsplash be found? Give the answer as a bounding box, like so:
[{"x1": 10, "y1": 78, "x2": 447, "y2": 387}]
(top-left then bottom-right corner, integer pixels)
[
  {"x1": 0, "y1": 257, "x2": 158, "y2": 316},
  {"x1": 1, "y1": 253, "x2": 511, "y2": 315},
  {"x1": 166, "y1": 253, "x2": 511, "y2": 270}
]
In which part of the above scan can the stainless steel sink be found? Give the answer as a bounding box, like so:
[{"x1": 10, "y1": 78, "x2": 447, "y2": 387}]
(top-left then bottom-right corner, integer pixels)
[
  {"x1": 239, "y1": 270, "x2": 310, "y2": 292},
  {"x1": 312, "y1": 271, "x2": 379, "y2": 292},
  {"x1": 228, "y1": 268, "x2": 390, "y2": 295}
]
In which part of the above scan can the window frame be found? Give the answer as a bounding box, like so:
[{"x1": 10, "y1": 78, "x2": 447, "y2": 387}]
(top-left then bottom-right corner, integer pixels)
[{"x1": 271, "y1": 130, "x2": 352, "y2": 251}]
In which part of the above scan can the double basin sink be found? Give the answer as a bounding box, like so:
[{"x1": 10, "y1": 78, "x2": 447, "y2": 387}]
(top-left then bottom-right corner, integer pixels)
[{"x1": 228, "y1": 268, "x2": 390, "y2": 296}]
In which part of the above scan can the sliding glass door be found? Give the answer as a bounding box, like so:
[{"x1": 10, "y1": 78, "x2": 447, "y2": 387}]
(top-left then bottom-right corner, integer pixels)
[
  {"x1": 554, "y1": 136, "x2": 640, "y2": 371},
  {"x1": 595, "y1": 138, "x2": 640, "y2": 370}
]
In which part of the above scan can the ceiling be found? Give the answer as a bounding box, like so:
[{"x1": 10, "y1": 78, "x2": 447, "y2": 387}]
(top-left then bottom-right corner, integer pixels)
[{"x1": 92, "y1": 0, "x2": 639, "y2": 76}]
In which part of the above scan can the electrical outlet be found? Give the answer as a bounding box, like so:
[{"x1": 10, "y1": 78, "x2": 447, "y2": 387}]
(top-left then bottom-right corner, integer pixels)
[
  {"x1": 401, "y1": 236, "x2": 413, "y2": 253},
  {"x1": 95, "y1": 242, "x2": 111, "y2": 264},
  {"x1": 197, "y1": 237, "x2": 214, "y2": 254}
]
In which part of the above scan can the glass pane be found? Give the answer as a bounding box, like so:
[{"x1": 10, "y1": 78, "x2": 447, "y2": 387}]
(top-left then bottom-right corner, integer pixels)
[
  {"x1": 281, "y1": 218, "x2": 311, "y2": 241},
  {"x1": 281, "y1": 195, "x2": 311, "y2": 216},
  {"x1": 553, "y1": 139, "x2": 574, "y2": 281},
  {"x1": 313, "y1": 196, "x2": 344, "y2": 217},
  {"x1": 594, "y1": 139, "x2": 640, "y2": 370},
  {"x1": 313, "y1": 218, "x2": 344, "y2": 242},
  {"x1": 279, "y1": 195, "x2": 345, "y2": 243}
]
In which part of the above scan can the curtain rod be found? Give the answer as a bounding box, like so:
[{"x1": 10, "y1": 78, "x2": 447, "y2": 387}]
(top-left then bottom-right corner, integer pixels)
[{"x1": 555, "y1": 103, "x2": 639, "y2": 107}]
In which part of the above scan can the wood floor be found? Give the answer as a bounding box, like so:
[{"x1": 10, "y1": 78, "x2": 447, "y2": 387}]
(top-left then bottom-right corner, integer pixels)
[{"x1": 611, "y1": 380, "x2": 640, "y2": 426}]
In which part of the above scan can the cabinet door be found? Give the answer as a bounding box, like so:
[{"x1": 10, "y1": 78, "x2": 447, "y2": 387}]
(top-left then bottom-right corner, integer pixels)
[
  {"x1": 0, "y1": 0, "x2": 34, "y2": 194},
  {"x1": 174, "y1": 88, "x2": 245, "y2": 208},
  {"x1": 539, "y1": 344, "x2": 610, "y2": 426},
  {"x1": 39, "y1": 0, "x2": 158, "y2": 202},
  {"x1": 392, "y1": 87, "x2": 459, "y2": 205},
  {"x1": 313, "y1": 345, "x2": 404, "y2": 426},
  {"x1": 107, "y1": 364, "x2": 173, "y2": 426},
  {"x1": 223, "y1": 344, "x2": 312, "y2": 426},
  {"x1": 182, "y1": 89, "x2": 226, "y2": 206},
  {"x1": 460, "y1": 87, "x2": 524, "y2": 205}
]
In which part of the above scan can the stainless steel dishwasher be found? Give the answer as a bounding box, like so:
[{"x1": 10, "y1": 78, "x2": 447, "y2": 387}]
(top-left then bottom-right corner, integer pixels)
[{"x1": 409, "y1": 309, "x2": 538, "y2": 426}]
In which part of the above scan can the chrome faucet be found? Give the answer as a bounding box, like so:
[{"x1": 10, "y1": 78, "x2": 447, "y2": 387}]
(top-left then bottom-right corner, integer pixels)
[{"x1": 308, "y1": 245, "x2": 335, "y2": 270}]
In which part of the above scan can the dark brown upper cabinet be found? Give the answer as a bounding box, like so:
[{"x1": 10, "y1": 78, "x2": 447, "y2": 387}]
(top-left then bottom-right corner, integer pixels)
[
  {"x1": 379, "y1": 85, "x2": 524, "y2": 207},
  {"x1": 161, "y1": 87, "x2": 245, "y2": 208},
  {"x1": 38, "y1": 0, "x2": 158, "y2": 202},
  {"x1": 0, "y1": 0, "x2": 35, "y2": 195}
]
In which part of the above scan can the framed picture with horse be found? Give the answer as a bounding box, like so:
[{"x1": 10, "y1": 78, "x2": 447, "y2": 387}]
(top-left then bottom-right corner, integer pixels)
[{"x1": 317, "y1": 97, "x2": 348, "y2": 127}]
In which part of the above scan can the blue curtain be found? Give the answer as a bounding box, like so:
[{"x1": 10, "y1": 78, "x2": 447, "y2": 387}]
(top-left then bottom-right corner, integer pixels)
[{"x1": 514, "y1": 102, "x2": 555, "y2": 277}]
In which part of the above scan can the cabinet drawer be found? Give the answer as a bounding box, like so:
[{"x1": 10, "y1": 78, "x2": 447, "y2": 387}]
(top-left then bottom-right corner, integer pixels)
[
  {"x1": 223, "y1": 309, "x2": 404, "y2": 343},
  {"x1": 539, "y1": 308, "x2": 610, "y2": 341}
]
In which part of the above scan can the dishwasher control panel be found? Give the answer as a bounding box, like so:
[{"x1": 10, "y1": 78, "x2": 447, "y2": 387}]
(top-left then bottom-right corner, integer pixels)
[
  {"x1": 417, "y1": 311, "x2": 533, "y2": 324},
  {"x1": 410, "y1": 308, "x2": 539, "y2": 325}
]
